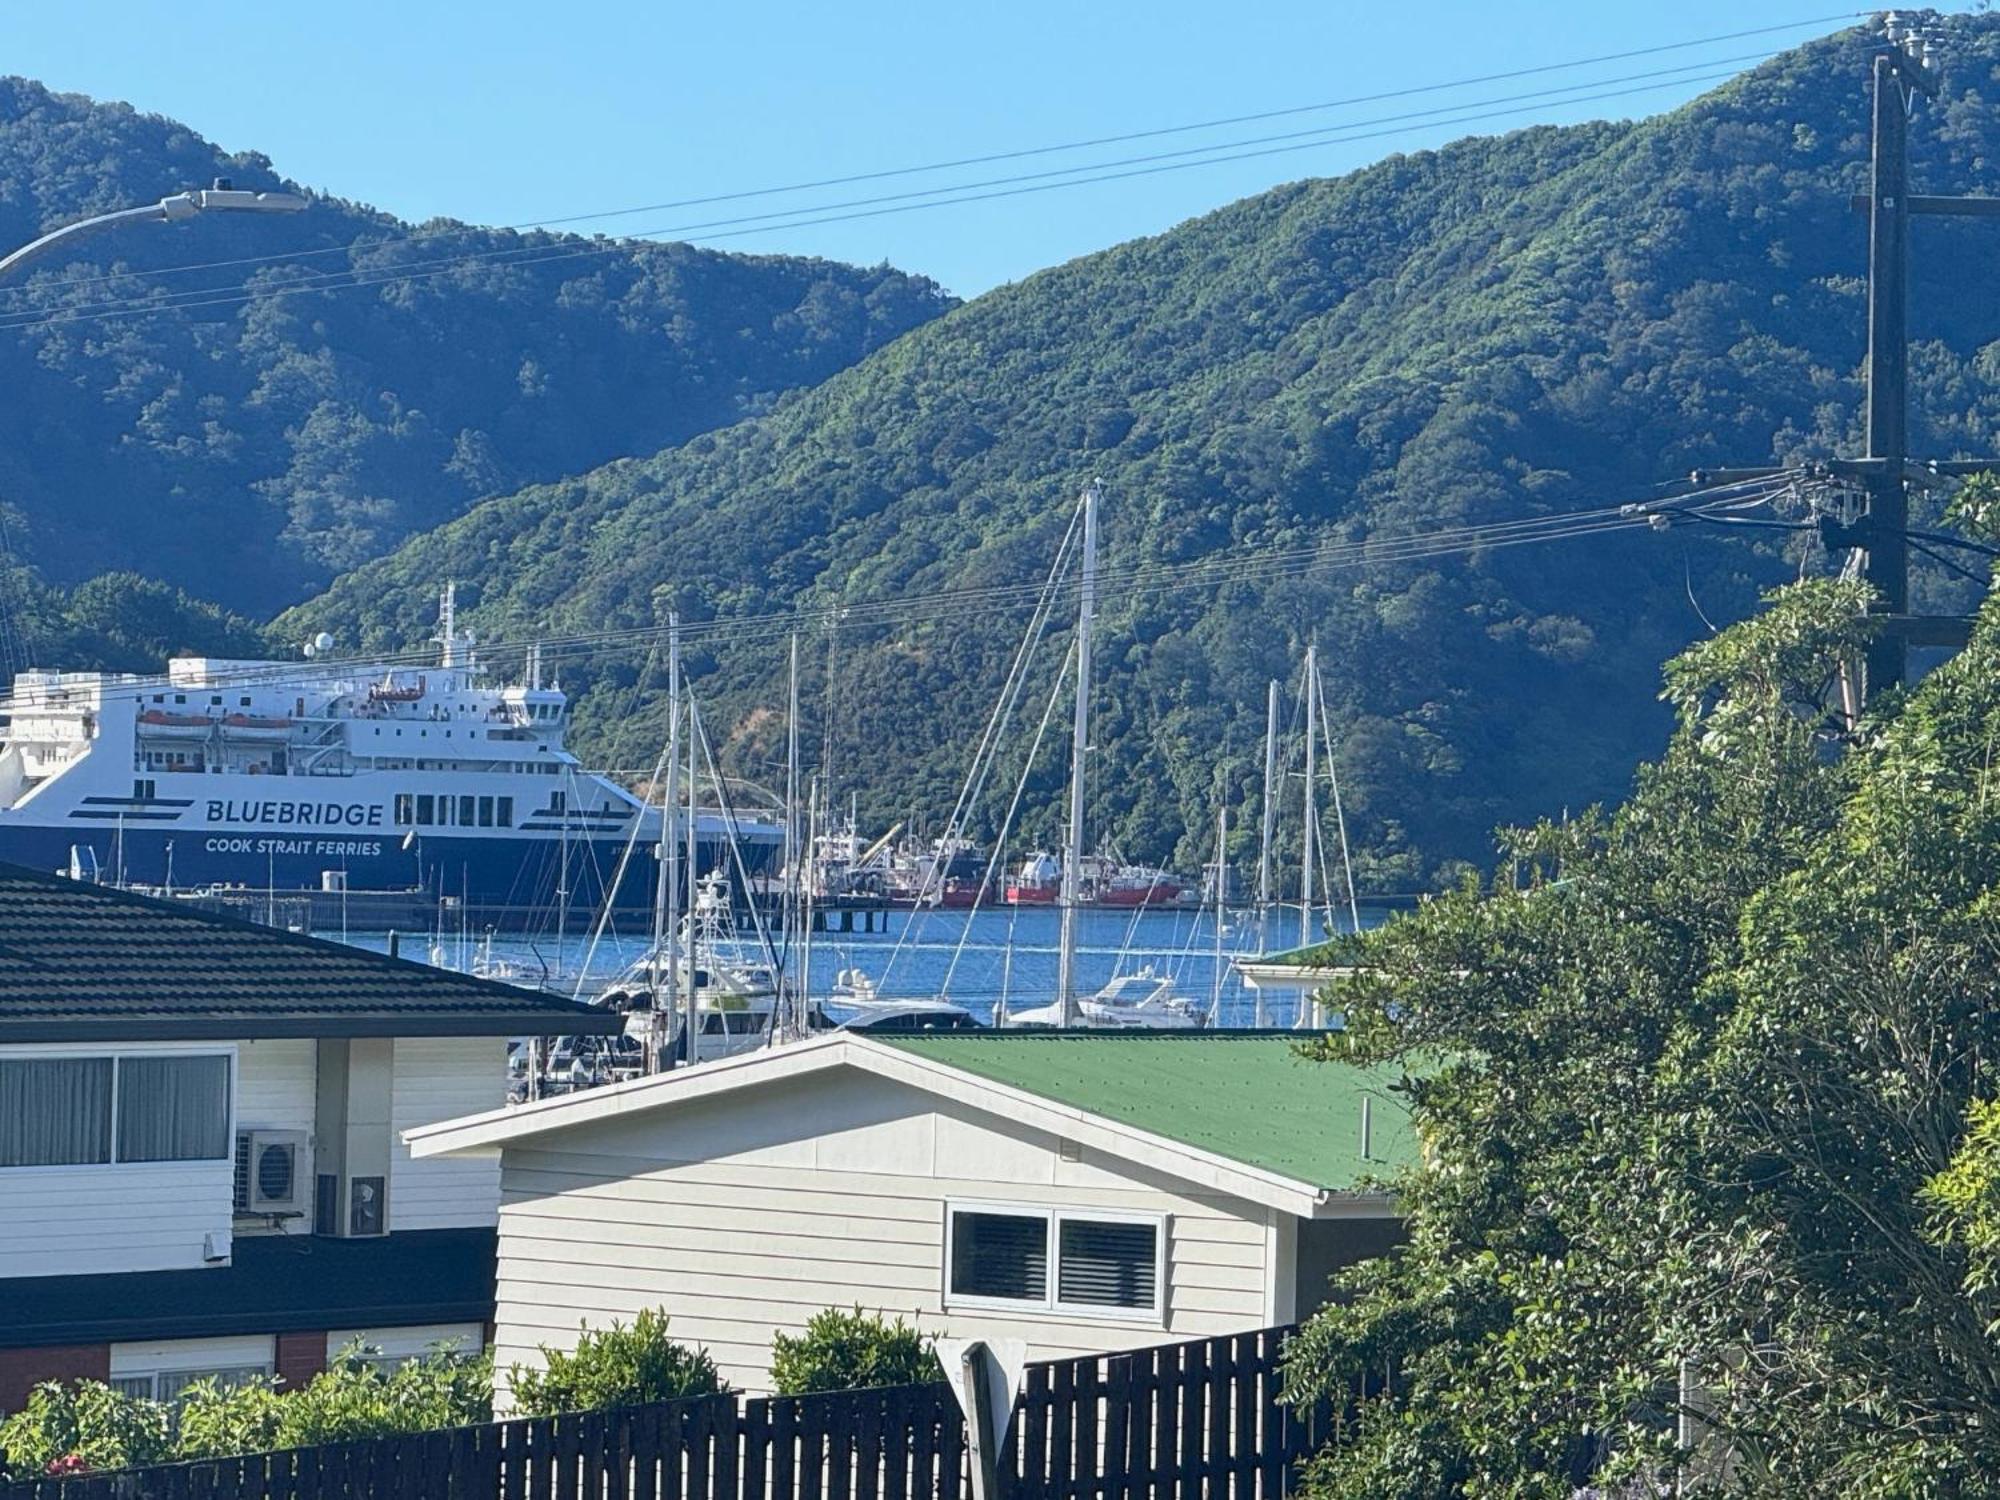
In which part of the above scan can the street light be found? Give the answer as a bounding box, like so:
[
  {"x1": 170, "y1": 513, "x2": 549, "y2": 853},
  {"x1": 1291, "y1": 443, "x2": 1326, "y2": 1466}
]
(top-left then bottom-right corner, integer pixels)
[{"x1": 0, "y1": 177, "x2": 308, "y2": 282}]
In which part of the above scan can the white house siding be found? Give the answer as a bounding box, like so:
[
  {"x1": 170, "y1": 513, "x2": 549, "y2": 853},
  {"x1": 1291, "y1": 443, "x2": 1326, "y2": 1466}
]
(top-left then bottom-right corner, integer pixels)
[
  {"x1": 390, "y1": 1037, "x2": 507, "y2": 1232},
  {"x1": 235, "y1": 1040, "x2": 317, "y2": 1237},
  {"x1": 490, "y1": 1069, "x2": 1275, "y2": 1396},
  {"x1": 0, "y1": 1042, "x2": 235, "y2": 1279}
]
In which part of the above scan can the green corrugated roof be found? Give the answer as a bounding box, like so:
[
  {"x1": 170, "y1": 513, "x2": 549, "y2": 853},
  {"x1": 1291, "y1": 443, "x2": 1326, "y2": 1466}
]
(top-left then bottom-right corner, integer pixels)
[{"x1": 874, "y1": 1033, "x2": 1417, "y2": 1192}]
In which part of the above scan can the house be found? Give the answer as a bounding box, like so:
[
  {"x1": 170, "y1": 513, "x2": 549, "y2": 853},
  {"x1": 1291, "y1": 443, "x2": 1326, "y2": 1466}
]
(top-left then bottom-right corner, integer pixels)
[
  {"x1": 407, "y1": 1031, "x2": 1416, "y2": 1395},
  {"x1": 0, "y1": 865, "x2": 623, "y2": 1412}
]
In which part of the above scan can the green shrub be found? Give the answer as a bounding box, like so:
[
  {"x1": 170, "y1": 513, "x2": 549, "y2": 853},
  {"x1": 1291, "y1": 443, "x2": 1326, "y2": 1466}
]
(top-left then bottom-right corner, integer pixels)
[
  {"x1": 509, "y1": 1310, "x2": 722, "y2": 1415},
  {"x1": 0, "y1": 1380, "x2": 171, "y2": 1479},
  {"x1": 274, "y1": 1343, "x2": 493, "y2": 1447},
  {"x1": 170, "y1": 1376, "x2": 285, "y2": 1460},
  {"x1": 770, "y1": 1308, "x2": 942, "y2": 1395},
  {"x1": 0, "y1": 1344, "x2": 493, "y2": 1480}
]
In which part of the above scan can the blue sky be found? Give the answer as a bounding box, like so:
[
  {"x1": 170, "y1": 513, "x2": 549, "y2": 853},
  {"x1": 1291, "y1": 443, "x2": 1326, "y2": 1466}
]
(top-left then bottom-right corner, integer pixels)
[{"x1": 2, "y1": 3, "x2": 1875, "y2": 297}]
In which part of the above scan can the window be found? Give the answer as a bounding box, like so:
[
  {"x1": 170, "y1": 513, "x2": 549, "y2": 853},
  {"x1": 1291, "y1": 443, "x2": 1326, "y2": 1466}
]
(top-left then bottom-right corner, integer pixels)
[
  {"x1": 951, "y1": 1211, "x2": 1048, "y2": 1302},
  {"x1": 395, "y1": 794, "x2": 414, "y2": 826},
  {"x1": 0, "y1": 1054, "x2": 229, "y2": 1170},
  {"x1": 0, "y1": 1058, "x2": 112, "y2": 1166},
  {"x1": 459, "y1": 796, "x2": 475, "y2": 826},
  {"x1": 496, "y1": 796, "x2": 513, "y2": 828},
  {"x1": 1058, "y1": 1218, "x2": 1159, "y2": 1310},
  {"x1": 477, "y1": 796, "x2": 493, "y2": 828},
  {"x1": 118, "y1": 1056, "x2": 231, "y2": 1163},
  {"x1": 946, "y1": 1205, "x2": 1163, "y2": 1317},
  {"x1": 417, "y1": 794, "x2": 434, "y2": 825}
]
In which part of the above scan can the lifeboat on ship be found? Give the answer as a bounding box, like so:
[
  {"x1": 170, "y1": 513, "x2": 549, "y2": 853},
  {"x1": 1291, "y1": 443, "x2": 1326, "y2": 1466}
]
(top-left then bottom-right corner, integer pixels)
[
  {"x1": 220, "y1": 714, "x2": 294, "y2": 743},
  {"x1": 136, "y1": 710, "x2": 215, "y2": 740}
]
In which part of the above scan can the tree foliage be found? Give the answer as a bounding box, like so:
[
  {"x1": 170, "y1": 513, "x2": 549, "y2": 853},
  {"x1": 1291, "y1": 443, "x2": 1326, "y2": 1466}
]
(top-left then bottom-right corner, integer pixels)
[
  {"x1": 0, "y1": 1344, "x2": 492, "y2": 1480},
  {"x1": 507, "y1": 1309, "x2": 723, "y2": 1416},
  {"x1": 0, "y1": 76, "x2": 951, "y2": 613},
  {"x1": 769, "y1": 1308, "x2": 943, "y2": 1395},
  {"x1": 1279, "y1": 573, "x2": 2000, "y2": 1495},
  {"x1": 289, "y1": 18, "x2": 2000, "y2": 880}
]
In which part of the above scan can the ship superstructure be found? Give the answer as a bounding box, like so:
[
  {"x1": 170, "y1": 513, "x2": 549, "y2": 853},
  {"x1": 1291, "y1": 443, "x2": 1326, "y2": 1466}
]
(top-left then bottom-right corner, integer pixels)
[{"x1": 0, "y1": 588, "x2": 780, "y2": 923}]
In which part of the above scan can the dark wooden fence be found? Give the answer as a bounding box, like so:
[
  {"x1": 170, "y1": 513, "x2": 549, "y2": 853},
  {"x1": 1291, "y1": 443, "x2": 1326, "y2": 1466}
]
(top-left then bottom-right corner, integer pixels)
[{"x1": 1, "y1": 1328, "x2": 1330, "y2": 1500}]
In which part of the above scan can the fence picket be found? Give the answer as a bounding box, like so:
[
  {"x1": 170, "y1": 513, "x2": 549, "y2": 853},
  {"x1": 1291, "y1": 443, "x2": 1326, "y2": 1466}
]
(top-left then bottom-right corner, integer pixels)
[
  {"x1": 741, "y1": 1400, "x2": 769, "y2": 1500},
  {"x1": 1046, "y1": 1361, "x2": 1073, "y2": 1500},
  {"x1": 769, "y1": 1399, "x2": 798, "y2": 1500}
]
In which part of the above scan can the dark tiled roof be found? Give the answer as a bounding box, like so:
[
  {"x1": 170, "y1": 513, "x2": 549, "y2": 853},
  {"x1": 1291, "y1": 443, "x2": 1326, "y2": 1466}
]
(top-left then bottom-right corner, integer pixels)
[
  {"x1": 0, "y1": 864, "x2": 624, "y2": 1041},
  {"x1": 0, "y1": 1228, "x2": 496, "y2": 1349}
]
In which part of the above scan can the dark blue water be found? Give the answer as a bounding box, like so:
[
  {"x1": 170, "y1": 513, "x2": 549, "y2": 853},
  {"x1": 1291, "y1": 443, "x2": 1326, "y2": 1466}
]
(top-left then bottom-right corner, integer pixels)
[{"x1": 330, "y1": 904, "x2": 1384, "y2": 1028}]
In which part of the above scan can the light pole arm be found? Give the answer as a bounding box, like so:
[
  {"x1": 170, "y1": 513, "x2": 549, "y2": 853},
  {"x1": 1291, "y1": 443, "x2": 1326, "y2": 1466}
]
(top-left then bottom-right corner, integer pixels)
[{"x1": 0, "y1": 187, "x2": 308, "y2": 283}]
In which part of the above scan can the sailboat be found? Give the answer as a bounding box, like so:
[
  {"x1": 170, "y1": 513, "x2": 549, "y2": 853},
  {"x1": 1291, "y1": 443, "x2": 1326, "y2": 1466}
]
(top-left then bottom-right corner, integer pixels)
[{"x1": 1232, "y1": 645, "x2": 1363, "y2": 1029}]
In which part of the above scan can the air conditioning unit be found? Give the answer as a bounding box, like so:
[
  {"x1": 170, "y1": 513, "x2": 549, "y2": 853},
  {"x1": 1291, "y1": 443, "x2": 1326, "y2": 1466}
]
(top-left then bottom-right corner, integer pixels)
[{"x1": 235, "y1": 1129, "x2": 309, "y2": 1216}]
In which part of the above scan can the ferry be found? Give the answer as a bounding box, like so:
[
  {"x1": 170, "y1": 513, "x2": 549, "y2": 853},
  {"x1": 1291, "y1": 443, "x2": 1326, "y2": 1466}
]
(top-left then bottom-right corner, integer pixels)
[{"x1": 0, "y1": 588, "x2": 781, "y2": 925}]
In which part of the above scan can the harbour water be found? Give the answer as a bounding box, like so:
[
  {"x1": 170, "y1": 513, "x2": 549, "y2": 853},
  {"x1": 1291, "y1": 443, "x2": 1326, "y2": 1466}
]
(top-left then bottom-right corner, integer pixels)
[{"x1": 330, "y1": 904, "x2": 1390, "y2": 1029}]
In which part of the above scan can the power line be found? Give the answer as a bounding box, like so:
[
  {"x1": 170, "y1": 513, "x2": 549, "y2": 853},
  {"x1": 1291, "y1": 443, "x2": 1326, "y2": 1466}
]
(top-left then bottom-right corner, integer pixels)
[
  {"x1": 2, "y1": 481, "x2": 1783, "y2": 714},
  {"x1": 0, "y1": 13, "x2": 1859, "y2": 310},
  {"x1": 0, "y1": 63, "x2": 1759, "y2": 333},
  {"x1": 0, "y1": 65, "x2": 1756, "y2": 336}
]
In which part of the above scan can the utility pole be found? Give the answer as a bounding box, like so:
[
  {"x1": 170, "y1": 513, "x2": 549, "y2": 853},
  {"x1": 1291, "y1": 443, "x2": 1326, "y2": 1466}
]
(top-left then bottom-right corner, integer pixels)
[
  {"x1": 1686, "y1": 19, "x2": 2000, "y2": 703},
  {"x1": 1862, "y1": 32, "x2": 1918, "y2": 695}
]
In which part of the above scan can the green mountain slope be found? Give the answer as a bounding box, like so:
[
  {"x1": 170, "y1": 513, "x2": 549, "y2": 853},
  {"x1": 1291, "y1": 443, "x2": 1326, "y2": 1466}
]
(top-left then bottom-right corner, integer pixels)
[
  {"x1": 287, "y1": 20, "x2": 2000, "y2": 885},
  {"x1": 0, "y1": 78, "x2": 952, "y2": 613}
]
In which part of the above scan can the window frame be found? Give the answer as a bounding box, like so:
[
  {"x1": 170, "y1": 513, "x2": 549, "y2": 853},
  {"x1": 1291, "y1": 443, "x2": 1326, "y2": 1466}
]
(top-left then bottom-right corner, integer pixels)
[
  {"x1": 942, "y1": 1200, "x2": 1167, "y2": 1322},
  {"x1": 0, "y1": 1044, "x2": 236, "y2": 1176}
]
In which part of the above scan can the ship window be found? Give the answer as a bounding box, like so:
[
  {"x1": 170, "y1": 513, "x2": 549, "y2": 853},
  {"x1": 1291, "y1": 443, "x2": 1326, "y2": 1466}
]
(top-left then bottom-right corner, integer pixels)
[
  {"x1": 211, "y1": 696, "x2": 222, "y2": 706},
  {"x1": 395, "y1": 794, "x2": 414, "y2": 826},
  {"x1": 497, "y1": 797, "x2": 513, "y2": 827},
  {"x1": 152, "y1": 694, "x2": 163, "y2": 704},
  {"x1": 239, "y1": 697, "x2": 251, "y2": 707},
  {"x1": 133, "y1": 779, "x2": 155, "y2": 802},
  {"x1": 459, "y1": 796, "x2": 475, "y2": 826},
  {"x1": 477, "y1": 796, "x2": 494, "y2": 827},
  {"x1": 174, "y1": 694, "x2": 185, "y2": 704},
  {"x1": 551, "y1": 790, "x2": 566, "y2": 814}
]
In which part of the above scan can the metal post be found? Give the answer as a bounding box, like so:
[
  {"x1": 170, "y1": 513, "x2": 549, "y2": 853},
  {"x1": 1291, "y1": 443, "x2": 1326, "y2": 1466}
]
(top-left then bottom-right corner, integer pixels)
[{"x1": 1864, "y1": 50, "x2": 1912, "y2": 697}]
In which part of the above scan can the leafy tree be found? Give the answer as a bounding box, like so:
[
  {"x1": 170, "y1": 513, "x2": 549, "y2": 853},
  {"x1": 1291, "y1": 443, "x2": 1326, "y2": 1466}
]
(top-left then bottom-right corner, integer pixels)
[
  {"x1": 290, "y1": 17, "x2": 2000, "y2": 881},
  {"x1": 0, "y1": 1381, "x2": 170, "y2": 1478},
  {"x1": 769, "y1": 1308, "x2": 943, "y2": 1395},
  {"x1": 0, "y1": 1345, "x2": 491, "y2": 1480},
  {"x1": 0, "y1": 77, "x2": 951, "y2": 613},
  {"x1": 1280, "y1": 577, "x2": 2000, "y2": 1495},
  {"x1": 508, "y1": 1309, "x2": 723, "y2": 1415}
]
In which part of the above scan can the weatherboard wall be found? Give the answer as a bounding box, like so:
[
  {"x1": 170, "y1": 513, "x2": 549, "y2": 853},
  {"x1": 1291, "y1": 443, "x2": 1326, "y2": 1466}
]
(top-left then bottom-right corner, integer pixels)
[
  {"x1": 1, "y1": 1034, "x2": 507, "y2": 1282},
  {"x1": 389, "y1": 1037, "x2": 507, "y2": 1232},
  {"x1": 490, "y1": 1066, "x2": 1280, "y2": 1398},
  {"x1": 0, "y1": 1040, "x2": 237, "y2": 1279}
]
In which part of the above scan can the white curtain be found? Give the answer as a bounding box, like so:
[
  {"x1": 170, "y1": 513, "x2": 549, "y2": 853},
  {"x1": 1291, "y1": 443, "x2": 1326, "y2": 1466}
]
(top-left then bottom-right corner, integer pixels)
[
  {"x1": 0, "y1": 1058, "x2": 113, "y2": 1166},
  {"x1": 116, "y1": 1055, "x2": 230, "y2": 1163}
]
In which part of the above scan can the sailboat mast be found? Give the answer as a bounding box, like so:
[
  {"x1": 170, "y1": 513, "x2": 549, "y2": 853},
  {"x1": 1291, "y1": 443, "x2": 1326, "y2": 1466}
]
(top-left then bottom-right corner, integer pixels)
[
  {"x1": 1056, "y1": 479, "x2": 1099, "y2": 1027},
  {"x1": 1299, "y1": 644, "x2": 1318, "y2": 950},
  {"x1": 683, "y1": 702, "x2": 701, "y2": 1066},
  {"x1": 800, "y1": 776, "x2": 818, "y2": 1031},
  {"x1": 650, "y1": 617, "x2": 682, "y2": 1072},
  {"x1": 1211, "y1": 805, "x2": 1228, "y2": 1021},
  {"x1": 1258, "y1": 678, "x2": 1278, "y2": 912},
  {"x1": 784, "y1": 632, "x2": 801, "y2": 1026},
  {"x1": 1314, "y1": 655, "x2": 1363, "y2": 937}
]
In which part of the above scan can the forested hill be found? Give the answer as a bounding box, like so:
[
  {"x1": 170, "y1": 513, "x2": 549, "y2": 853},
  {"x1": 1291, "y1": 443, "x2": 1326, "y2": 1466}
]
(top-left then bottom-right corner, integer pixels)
[
  {"x1": 290, "y1": 18, "x2": 2000, "y2": 886},
  {"x1": 0, "y1": 78, "x2": 952, "y2": 612}
]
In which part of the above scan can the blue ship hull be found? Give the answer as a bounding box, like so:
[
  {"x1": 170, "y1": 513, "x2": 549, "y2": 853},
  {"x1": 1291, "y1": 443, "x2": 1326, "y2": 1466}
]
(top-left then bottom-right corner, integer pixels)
[{"x1": 0, "y1": 825, "x2": 775, "y2": 929}]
